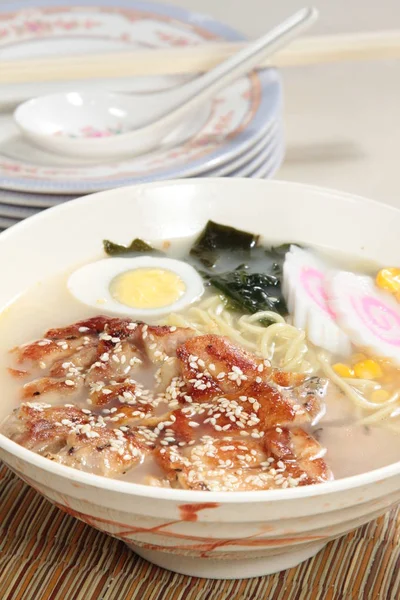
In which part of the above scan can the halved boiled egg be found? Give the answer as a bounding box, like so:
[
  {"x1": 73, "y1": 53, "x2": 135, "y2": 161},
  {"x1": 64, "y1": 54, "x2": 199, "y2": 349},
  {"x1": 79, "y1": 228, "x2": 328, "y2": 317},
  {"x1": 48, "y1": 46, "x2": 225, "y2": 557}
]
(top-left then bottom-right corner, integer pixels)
[{"x1": 68, "y1": 256, "x2": 204, "y2": 318}]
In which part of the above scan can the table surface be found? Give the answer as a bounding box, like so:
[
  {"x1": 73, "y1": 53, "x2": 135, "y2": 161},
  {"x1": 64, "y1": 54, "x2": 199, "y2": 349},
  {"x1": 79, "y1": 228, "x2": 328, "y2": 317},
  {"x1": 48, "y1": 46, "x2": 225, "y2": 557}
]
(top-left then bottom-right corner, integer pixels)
[
  {"x1": 1, "y1": 1, "x2": 400, "y2": 598},
  {"x1": 1, "y1": 463, "x2": 400, "y2": 600}
]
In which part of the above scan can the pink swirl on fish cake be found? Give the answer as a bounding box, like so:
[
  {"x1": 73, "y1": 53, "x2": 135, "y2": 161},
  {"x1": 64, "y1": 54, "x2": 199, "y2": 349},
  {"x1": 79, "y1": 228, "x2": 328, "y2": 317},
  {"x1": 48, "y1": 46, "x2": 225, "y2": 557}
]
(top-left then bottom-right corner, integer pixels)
[
  {"x1": 350, "y1": 294, "x2": 400, "y2": 347},
  {"x1": 300, "y1": 267, "x2": 337, "y2": 320}
]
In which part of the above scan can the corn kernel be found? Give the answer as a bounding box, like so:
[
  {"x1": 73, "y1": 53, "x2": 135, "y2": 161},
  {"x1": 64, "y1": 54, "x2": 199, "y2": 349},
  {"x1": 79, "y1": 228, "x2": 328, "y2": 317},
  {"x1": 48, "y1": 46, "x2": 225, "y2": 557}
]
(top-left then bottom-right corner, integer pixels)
[
  {"x1": 370, "y1": 389, "x2": 391, "y2": 403},
  {"x1": 333, "y1": 363, "x2": 354, "y2": 378},
  {"x1": 350, "y1": 353, "x2": 366, "y2": 365},
  {"x1": 376, "y1": 268, "x2": 400, "y2": 294},
  {"x1": 353, "y1": 359, "x2": 383, "y2": 380}
]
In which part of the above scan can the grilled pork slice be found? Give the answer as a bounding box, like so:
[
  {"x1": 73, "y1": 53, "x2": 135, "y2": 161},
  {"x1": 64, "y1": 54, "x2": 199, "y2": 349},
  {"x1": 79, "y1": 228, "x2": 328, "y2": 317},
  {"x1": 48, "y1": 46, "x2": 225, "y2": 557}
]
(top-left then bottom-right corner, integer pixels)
[
  {"x1": 11, "y1": 317, "x2": 194, "y2": 402},
  {"x1": 3, "y1": 403, "x2": 151, "y2": 476},
  {"x1": 155, "y1": 429, "x2": 331, "y2": 491},
  {"x1": 49, "y1": 427, "x2": 149, "y2": 477},
  {"x1": 3, "y1": 404, "x2": 88, "y2": 454},
  {"x1": 177, "y1": 335, "x2": 326, "y2": 427},
  {"x1": 6, "y1": 318, "x2": 331, "y2": 488},
  {"x1": 13, "y1": 336, "x2": 98, "y2": 373}
]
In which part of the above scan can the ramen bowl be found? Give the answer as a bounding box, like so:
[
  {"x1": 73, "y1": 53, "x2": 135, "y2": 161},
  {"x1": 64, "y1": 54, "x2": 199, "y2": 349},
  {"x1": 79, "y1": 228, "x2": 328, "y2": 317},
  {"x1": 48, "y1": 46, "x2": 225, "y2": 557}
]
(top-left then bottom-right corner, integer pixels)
[{"x1": 1, "y1": 178, "x2": 400, "y2": 580}]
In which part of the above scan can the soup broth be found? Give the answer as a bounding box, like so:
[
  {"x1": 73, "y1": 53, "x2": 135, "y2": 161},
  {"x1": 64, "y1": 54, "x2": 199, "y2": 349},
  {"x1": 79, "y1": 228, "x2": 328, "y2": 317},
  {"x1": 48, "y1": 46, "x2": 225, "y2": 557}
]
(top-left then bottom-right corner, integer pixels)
[{"x1": 1, "y1": 225, "x2": 400, "y2": 490}]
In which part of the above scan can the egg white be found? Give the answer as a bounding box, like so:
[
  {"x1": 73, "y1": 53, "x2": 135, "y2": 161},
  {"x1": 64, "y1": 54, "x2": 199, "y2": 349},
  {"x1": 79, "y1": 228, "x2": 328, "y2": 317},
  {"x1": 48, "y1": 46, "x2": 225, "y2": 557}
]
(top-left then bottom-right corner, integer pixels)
[{"x1": 67, "y1": 256, "x2": 204, "y2": 318}]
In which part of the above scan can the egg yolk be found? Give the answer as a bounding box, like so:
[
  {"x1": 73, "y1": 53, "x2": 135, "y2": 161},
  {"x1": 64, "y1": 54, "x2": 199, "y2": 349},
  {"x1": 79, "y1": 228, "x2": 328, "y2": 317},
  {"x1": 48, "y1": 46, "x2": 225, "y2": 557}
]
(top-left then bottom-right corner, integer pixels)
[{"x1": 110, "y1": 268, "x2": 186, "y2": 309}]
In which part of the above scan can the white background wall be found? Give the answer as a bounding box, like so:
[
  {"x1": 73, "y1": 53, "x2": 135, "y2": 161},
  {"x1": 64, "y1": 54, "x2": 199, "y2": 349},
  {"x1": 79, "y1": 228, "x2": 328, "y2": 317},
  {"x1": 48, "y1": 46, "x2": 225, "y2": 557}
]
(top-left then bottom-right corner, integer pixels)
[{"x1": 157, "y1": 0, "x2": 400, "y2": 206}]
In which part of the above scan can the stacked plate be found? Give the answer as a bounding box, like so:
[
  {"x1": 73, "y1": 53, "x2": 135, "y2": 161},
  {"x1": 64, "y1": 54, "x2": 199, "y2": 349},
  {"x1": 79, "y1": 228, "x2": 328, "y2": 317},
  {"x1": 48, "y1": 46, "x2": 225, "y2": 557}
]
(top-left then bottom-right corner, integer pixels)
[{"x1": 0, "y1": 0, "x2": 284, "y2": 231}]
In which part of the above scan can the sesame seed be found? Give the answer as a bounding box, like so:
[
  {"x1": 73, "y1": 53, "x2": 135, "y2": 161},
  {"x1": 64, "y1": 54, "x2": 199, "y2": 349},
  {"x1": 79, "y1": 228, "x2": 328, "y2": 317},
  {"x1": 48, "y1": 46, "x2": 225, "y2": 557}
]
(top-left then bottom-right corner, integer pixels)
[
  {"x1": 81, "y1": 408, "x2": 91, "y2": 414},
  {"x1": 188, "y1": 421, "x2": 200, "y2": 428},
  {"x1": 255, "y1": 377, "x2": 262, "y2": 384},
  {"x1": 65, "y1": 380, "x2": 75, "y2": 387},
  {"x1": 100, "y1": 353, "x2": 109, "y2": 362},
  {"x1": 127, "y1": 323, "x2": 137, "y2": 330},
  {"x1": 79, "y1": 326, "x2": 90, "y2": 332},
  {"x1": 276, "y1": 427, "x2": 283, "y2": 433}
]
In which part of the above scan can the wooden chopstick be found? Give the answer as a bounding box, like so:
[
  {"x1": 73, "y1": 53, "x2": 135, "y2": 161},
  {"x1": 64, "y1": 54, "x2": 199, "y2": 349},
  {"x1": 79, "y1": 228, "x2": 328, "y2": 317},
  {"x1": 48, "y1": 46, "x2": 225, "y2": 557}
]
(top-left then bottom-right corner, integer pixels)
[{"x1": 2, "y1": 31, "x2": 400, "y2": 83}]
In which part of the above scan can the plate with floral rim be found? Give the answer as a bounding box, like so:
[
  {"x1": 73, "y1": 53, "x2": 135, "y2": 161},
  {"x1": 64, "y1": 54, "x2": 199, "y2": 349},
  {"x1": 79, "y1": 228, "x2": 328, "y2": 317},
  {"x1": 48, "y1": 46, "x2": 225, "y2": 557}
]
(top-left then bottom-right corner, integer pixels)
[{"x1": 0, "y1": 0, "x2": 282, "y2": 194}]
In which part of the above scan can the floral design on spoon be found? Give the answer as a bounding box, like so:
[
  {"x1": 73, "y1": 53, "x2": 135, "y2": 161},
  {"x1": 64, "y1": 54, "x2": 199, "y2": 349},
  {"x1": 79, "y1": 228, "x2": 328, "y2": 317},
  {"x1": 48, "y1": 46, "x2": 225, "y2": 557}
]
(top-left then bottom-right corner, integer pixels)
[{"x1": 55, "y1": 125, "x2": 127, "y2": 138}]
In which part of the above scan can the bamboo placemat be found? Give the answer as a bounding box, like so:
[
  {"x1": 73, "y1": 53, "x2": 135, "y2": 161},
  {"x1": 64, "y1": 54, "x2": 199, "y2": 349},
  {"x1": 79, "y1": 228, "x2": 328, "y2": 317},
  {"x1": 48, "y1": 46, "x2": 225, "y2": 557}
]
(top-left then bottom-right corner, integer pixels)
[{"x1": 1, "y1": 462, "x2": 400, "y2": 600}]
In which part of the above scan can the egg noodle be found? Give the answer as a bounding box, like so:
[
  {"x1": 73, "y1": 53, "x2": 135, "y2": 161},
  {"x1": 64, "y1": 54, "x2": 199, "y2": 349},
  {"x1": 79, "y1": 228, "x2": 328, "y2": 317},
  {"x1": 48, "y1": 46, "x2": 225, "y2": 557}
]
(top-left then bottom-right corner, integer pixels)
[
  {"x1": 162, "y1": 294, "x2": 318, "y2": 375},
  {"x1": 161, "y1": 294, "x2": 400, "y2": 431}
]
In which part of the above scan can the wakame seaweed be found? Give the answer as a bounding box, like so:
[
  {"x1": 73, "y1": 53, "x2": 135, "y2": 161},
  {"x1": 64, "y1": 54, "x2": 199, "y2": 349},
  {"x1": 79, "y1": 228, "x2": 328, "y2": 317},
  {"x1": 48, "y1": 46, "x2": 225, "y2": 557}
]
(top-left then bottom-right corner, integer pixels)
[
  {"x1": 189, "y1": 221, "x2": 295, "y2": 319},
  {"x1": 190, "y1": 220, "x2": 259, "y2": 268},
  {"x1": 205, "y1": 268, "x2": 287, "y2": 317},
  {"x1": 103, "y1": 238, "x2": 162, "y2": 256}
]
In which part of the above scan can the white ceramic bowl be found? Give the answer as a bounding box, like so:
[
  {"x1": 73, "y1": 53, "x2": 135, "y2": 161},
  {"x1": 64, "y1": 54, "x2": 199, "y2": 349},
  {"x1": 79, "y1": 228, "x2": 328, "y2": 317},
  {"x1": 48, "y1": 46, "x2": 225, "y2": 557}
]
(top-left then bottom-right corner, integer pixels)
[{"x1": 1, "y1": 178, "x2": 400, "y2": 580}]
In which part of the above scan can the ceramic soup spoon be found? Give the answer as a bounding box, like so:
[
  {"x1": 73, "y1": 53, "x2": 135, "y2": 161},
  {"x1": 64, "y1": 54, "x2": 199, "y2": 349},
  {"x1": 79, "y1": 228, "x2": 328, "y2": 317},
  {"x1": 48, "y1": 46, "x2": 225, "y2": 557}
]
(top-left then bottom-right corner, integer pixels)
[{"x1": 14, "y1": 7, "x2": 317, "y2": 159}]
